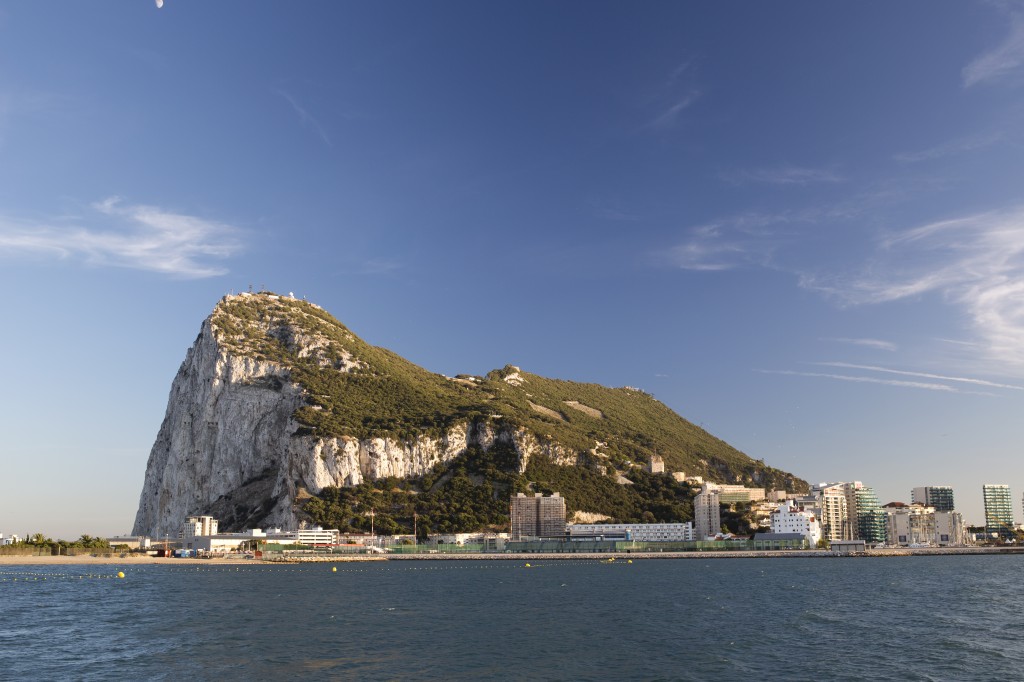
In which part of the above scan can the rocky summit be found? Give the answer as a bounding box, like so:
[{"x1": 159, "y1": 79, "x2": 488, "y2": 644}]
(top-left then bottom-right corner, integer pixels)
[{"x1": 133, "y1": 292, "x2": 807, "y2": 538}]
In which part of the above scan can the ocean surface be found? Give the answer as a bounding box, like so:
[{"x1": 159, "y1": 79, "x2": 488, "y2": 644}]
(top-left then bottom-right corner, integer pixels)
[{"x1": 2, "y1": 555, "x2": 1022, "y2": 681}]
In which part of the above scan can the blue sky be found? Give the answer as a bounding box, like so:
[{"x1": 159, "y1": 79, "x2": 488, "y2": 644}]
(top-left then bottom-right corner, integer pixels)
[{"x1": 2, "y1": 2, "x2": 1023, "y2": 538}]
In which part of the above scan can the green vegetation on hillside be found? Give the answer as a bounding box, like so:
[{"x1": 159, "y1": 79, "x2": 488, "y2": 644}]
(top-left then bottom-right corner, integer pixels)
[
  {"x1": 211, "y1": 293, "x2": 806, "y2": 532},
  {"x1": 302, "y1": 444, "x2": 700, "y2": 534}
]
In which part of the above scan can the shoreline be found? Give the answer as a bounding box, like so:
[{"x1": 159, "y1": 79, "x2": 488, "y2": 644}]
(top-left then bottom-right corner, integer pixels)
[{"x1": 2, "y1": 546, "x2": 1022, "y2": 566}]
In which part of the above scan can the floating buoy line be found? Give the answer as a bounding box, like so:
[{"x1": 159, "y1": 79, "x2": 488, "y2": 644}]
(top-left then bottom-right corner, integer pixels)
[{"x1": 0, "y1": 558, "x2": 637, "y2": 583}]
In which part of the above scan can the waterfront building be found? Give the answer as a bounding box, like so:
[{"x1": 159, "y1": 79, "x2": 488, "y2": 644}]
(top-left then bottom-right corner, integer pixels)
[
  {"x1": 694, "y1": 487, "x2": 722, "y2": 539},
  {"x1": 983, "y1": 484, "x2": 1014, "y2": 540},
  {"x1": 568, "y1": 522, "x2": 695, "y2": 542},
  {"x1": 934, "y1": 511, "x2": 967, "y2": 546},
  {"x1": 510, "y1": 493, "x2": 567, "y2": 539},
  {"x1": 769, "y1": 501, "x2": 821, "y2": 547},
  {"x1": 750, "y1": 532, "x2": 810, "y2": 550},
  {"x1": 882, "y1": 504, "x2": 968, "y2": 547},
  {"x1": 812, "y1": 483, "x2": 850, "y2": 542},
  {"x1": 830, "y1": 540, "x2": 867, "y2": 555},
  {"x1": 885, "y1": 503, "x2": 937, "y2": 546},
  {"x1": 853, "y1": 486, "x2": 887, "y2": 545},
  {"x1": 911, "y1": 486, "x2": 955, "y2": 512}
]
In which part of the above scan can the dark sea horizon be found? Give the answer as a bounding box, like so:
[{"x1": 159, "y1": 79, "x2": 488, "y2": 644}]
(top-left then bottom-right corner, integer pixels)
[{"x1": 2, "y1": 555, "x2": 1021, "y2": 681}]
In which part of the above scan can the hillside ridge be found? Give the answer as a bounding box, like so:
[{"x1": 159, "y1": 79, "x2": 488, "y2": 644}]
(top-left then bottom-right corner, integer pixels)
[{"x1": 132, "y1": 292, "x2": 806, "y2": 537}]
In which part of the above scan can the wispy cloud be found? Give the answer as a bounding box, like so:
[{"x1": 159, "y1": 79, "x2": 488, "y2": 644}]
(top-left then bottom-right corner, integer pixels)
[
  {"x1": 0, "y1": 197, "x2": 243, "y2": 278},
  {"x1": 275, "y1": 89, "x2": 332, "y2": 146},
  {"x1": 893, "y1": 132, "x2": 1003, "y2": 163},
  {"x1": 822, "y1": 338, "x2": 897, "y2": 352},
  {"x1": 660, "y1": 207, "x2": 821, "y2": 271},
  {"x1": 963, "y1": 12, "x2": 1024, "y2": 87},
  {"x1": 720, "y1": 165, "x2": 843, "y2": 186},
  {"x1": 647, "y1": 91, "x2": 701, "y2": 129},
  {"x1": 756, "y1": 369, "x2": 957, "y2": 392},
  {"x1": 815, "y1": 362, "x2": 1024, "y2": 390},
  {"x1": 662, "y1": 220, "x2": 778, "y2": 271},
  {"x1": 800, "y1": 206, "x2": 1024, "y2": 367}
]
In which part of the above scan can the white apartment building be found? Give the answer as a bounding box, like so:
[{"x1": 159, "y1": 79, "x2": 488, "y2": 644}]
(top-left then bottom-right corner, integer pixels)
[
  {"x1": 568, "y1": 522, "x2": 695, "y2": 542},
  {"x1": 934, "y1": 511, "x2": 967, "y2": 547},
  {"x1": 769, "y1": 502, "x2": 822, "y2": 547},
  {"x1": 694, "y1": 487, "x2": 722, "y2": 539},
  {"x1": 884, "y1": 505, "x2": 968, "y2": 547},
  {"x1": 885, "y1": 504, "x2": 937, "y2": 546},
  {"x1": 181, "y1": 515, "x2": 218, "y2": 540},
  {"x1": 811, "y1": 483, "x2": 851, "y2": 541}
]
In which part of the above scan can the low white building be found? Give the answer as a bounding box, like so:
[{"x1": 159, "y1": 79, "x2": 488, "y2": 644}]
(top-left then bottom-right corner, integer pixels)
[
  {"x1": 770, "y1": 501, "x2": 822, "y2": 547},
  {"x1": 106, "y1": 536, "x2": 151, "y2": 550},
  {"x1": 431, "y1": 532, "x2": 510, "y2": 546},
  {"x1": 569, "y1": 522, "x2": 696, "y2": 542},
  {"x1": 0, "y1": 533, "x2": 19, "y2": 546},
  {"x1": 263, "y1": 526, "x2": 341, "y2": 547},
  {"x1": 705, "y1": 483, "x2": 767, "y2": 504}
]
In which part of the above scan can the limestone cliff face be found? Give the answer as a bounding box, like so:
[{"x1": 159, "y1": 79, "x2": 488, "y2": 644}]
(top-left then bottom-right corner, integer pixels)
[{"x1": 132, "y1": 296, "x2": 574, "y2": 538}]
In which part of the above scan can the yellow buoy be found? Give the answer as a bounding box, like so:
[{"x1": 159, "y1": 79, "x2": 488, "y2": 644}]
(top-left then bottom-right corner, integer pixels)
[
  {"x1": 525, "y1": 563, "x2": 531, "y2": 567},
  {"x1": 332, "y1": 566, "x2": 337, "y2": 572},
  {"x1": 117, "y1": 572, "x2": 125, "y2": 579},
  {"x1": 627, "y1": 560, "x2": 633, "y2": 564}
]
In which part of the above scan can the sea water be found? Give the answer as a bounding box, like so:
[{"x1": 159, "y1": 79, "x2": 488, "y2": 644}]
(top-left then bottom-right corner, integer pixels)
[{"x1": 2, "y1": 555, "x2": 1022, "y2": 681}]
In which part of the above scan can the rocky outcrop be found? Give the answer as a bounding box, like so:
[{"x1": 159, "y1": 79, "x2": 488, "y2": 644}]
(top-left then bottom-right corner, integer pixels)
[
  {"x1": 132, "y1": 297, "x2": 579, "y2": 538},
  {"x1": 134, "y1": 292, "x2": 807, "y2": 538}
]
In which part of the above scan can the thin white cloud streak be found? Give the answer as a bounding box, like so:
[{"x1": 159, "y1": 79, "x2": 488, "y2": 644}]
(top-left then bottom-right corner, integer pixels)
[
  {"x1": 0, "y1": 197, "x2": 242, "y2": 278},
  {"x1": 661, "y1": 210, "x2": 808, "y2": 271},
  {"x1": 963, "y1": 13, "x2": 1024, "y2": 87},
  {"x1": 660, "y1": 183, "x2": 916, "y2": 272},
  {"x1": 665, "y1": 238, "x2": 748, "y2": 271},
  {"x1": 647, "y1": 91, "x2": 700, "y2": 129},
  {"x1": 800, "y1": 207, "x2": 1024, "y2": 367},
  {"x1": 893, "y1": 132, "x2": 1003, "y2": 162},
  {"x1": 823, "y1": 338, "x2": 897, "y2": 352},
  {"x1": 275, "y1": 89, "x2": 332, "y2": 146},
  {"x1": 816, "y1": 362, "x2": 1024, "y2": 390},
  {"x1": 720, "y1": 166, "x2": 843, "y2": 186},
  {"x1": 757, "y1": 369, "x2": 957, "y2": 392}
]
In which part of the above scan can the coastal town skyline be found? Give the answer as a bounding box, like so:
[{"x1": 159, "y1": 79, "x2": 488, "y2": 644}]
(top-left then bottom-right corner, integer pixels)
[{"x1": 2, "y1": 3, "x2": 1024, "y2": 537}]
